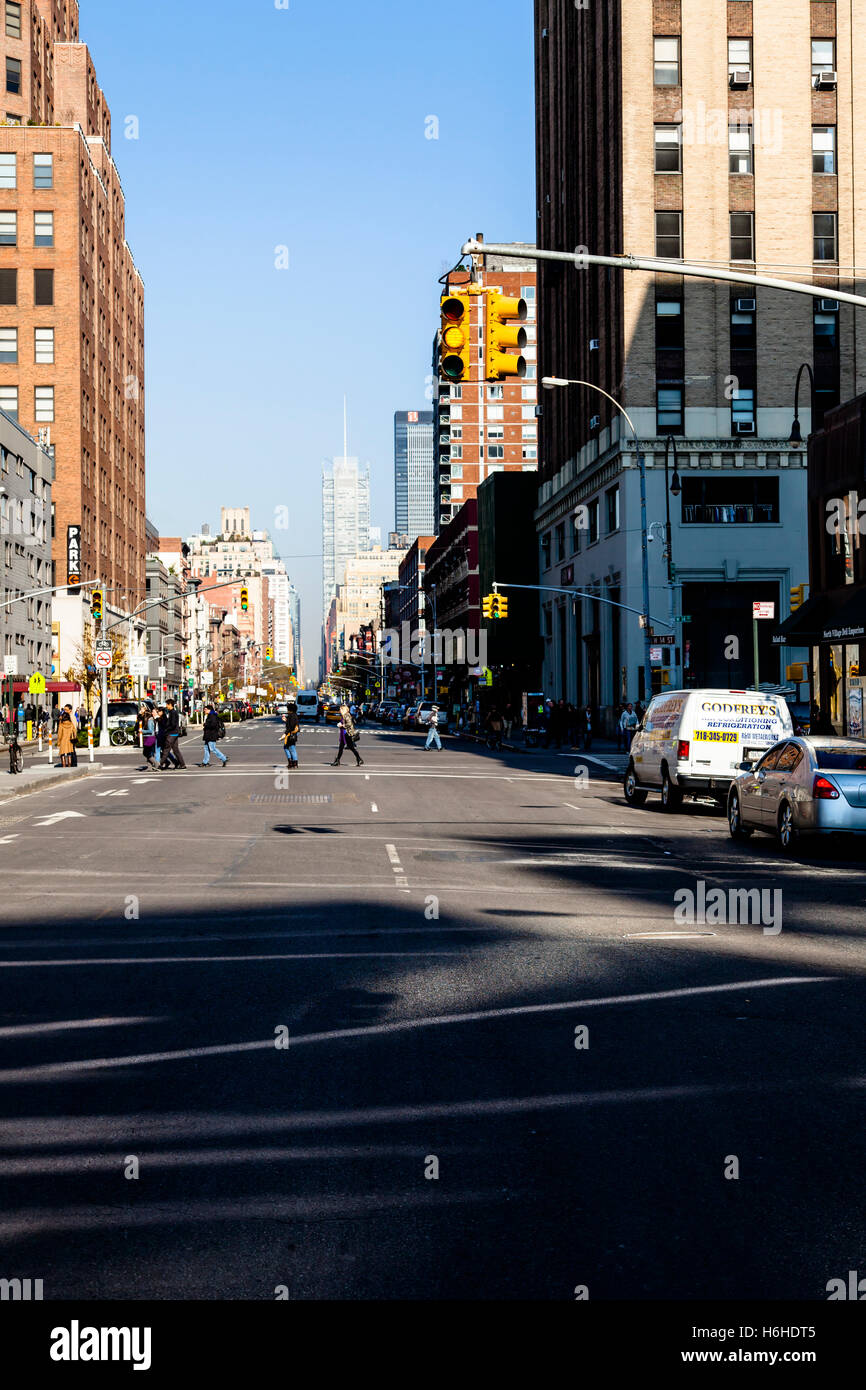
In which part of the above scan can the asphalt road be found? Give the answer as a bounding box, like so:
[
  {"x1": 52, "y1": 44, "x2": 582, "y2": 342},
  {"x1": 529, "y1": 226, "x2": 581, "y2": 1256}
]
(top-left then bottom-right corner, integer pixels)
[{"x1": 0, "y1": 717, "x2": 863, "y2": 1300}]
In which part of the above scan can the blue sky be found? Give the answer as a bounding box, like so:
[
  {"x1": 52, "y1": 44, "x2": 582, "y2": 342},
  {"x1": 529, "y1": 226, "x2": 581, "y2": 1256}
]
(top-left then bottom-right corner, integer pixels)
[{"x1": 85, "y1": 0, "x2": 535, "y2": 667}]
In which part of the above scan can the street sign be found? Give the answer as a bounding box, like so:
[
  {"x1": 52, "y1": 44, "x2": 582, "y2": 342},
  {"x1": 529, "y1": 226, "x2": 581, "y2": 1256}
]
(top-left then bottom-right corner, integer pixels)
[
  {"x1": 3, "y1": 655, "x2": 18, "y2": 675},
  {"x1": 650, "y1": 633, "x2": 676, "y2": 646},
  {"x1": 673, "y1": 615, "x2": 692, "y2": 623},
  {"x1": 649, "y1": 645, "x2": 663, "y2": 663},
  {"x1": 158, "y1": 665, "x2": 167, "y2": 678},
  {"x1": 95, "y1": 640, "x2": 112, "y2": 653},
  {"x1": 753, "y1": 601, "x2": 775, "y2": 620},
  {"x1": 188, "y1": 678, "x2": 194, "y2": 690},
  {"x1": 129, "y1": 656, "x2": 149, "y2": 677},
  {"x1": 201, "y1": 672, "x2": 214, "y2": 687},
  {"x1": 28, "y1": 672, "x2": 47, "y2": 694},
  {"x1": 95, "y1": 650, "x2": 112, "y2": 670}
]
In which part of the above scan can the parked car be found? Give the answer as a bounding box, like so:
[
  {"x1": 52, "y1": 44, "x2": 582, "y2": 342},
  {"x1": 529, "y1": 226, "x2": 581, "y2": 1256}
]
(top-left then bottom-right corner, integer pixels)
[
  {"x1": 728, "y1": 736, "x2": 866, "y2": 851},
  {"x1": 624, "y1": 687, "x2": 793, "y2": 812},
  {"x1": 402, "y1": 704, "x2": 421, "y2": 730}
]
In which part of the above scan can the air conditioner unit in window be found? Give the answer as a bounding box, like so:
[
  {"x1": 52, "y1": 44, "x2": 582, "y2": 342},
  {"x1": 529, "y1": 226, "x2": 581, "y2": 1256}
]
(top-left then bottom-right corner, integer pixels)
[
  {"x1": 734, "y1": 298, "x2": 757, "y2": 313},
  {"x1": 729, "y1": 69, "x2": 752, "y2": 89},
  {"x1": 814, "y1": 70, "x2": 837, "y2": 89},
  {"x1": 734, "y1": 421, "x2": 756, "y2": 435},
  {"x1": 818, "y1": 299, "x2": 839, "y2": 312},
  {"x1": 589, "y1": 414, "x2": 600, "y2": 430}
]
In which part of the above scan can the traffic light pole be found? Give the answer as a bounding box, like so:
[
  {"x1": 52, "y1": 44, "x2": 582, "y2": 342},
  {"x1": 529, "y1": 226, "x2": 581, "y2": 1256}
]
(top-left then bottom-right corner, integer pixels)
[{"x1": 98, "y1": 581, "x2": 110, "y2": 749}]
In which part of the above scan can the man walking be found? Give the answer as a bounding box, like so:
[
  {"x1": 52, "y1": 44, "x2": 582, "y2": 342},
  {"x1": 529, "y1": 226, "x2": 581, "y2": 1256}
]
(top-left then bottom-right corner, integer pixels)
[
  {"x1": 200, "y1": 705, "x2": 228, "y2": 767},
  {"x1": 160, "y1": 699, "x2": 187, "y2": 770},
  {"x1": 281, "y1": 698, "x2": 300, "y2": 769},
  {"x1": 620, "y1": 701, "x2": 639, "y2": 751},
  {"x1": 425, "y1": 705, "x2": 442, "y2": 751}
]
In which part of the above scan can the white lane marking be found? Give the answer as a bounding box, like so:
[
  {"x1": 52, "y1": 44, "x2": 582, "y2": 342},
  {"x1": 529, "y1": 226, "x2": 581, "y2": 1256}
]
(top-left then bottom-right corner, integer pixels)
[
  {"x1": 385, "y1": 844, "x2": 400, "y2": 865},
  {"x1": 562, "y1": 802, "x2": 584, "y2": 813},
  {"x1": 371, "y1": 802, "x2": 379, "y2": 813},
  {"x1": 0, "y1": 1015, "x2": 157, "y2": 1040},
  {"x1": 0, "y1": 977, "x2": 833, "y2": 1083},
  {"x1": 32, "y1": 811, "x2": 85, "y2": 828},
  {"x1": 133, "y1": 778, "x2": 152, "y2": 785},
  {"x1": 95, "y1": 789, "x2": 128, "y2": 798},
  {"x1": 625, "y1": 932, "x2": 717, "y2": 940},
  {"x1": 0, "y1": 835, "x2": 18, "y2": 844},
  {"x1": 560, "y1": 753, "x2": 625, "y2": 772}
]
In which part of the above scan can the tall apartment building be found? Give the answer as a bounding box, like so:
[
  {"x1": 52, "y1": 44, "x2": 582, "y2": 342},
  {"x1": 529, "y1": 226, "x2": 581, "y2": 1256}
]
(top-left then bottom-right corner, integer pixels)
[
  {"x1": 0, "y1": 0, "x2": 145, "y2": 618},
  {"x1": 532, "y1": 0, "x2": 861, "y2": 712},
  {"x1": 321, "y1": 453, "x2": 371, "y2": 625},
  {"x1": 394, "y1": 410, "x2": 434, "y2": 537},
  {"x1": 434, "y1": 244, "x2": 537, "y2": 533}
]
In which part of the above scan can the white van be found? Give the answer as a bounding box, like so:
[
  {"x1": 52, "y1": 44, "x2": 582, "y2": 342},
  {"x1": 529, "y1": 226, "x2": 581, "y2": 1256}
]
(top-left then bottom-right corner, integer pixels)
[
  {"x1": 295, "y1": 690, "x2": 320, "y2": 722},
  {"x1": 624, "y1": 688, "x2": 793, "y2": 811}
]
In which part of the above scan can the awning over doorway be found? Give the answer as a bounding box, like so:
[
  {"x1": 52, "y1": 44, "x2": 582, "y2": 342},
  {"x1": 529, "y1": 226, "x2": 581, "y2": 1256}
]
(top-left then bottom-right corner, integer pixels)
[
  {"x1": 819, "y1": 587, "x2": 866, "y2": 644},
  {"x1": 775, "y1": 594, "x2": 830, "y2": 646}
]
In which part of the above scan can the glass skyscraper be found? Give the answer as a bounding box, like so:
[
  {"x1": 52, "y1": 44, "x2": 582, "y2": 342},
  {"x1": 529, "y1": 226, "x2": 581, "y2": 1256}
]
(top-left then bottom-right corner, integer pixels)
[{"x1": 394, "y1": 411, "x2": 434, "y2": 537}]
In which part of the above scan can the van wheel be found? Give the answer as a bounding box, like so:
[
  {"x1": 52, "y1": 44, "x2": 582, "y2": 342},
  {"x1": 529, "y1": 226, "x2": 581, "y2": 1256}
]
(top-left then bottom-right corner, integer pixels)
[
  {"x1": 623, "y1": 765, "x2": 648, "y2": 807},
  {"x1": 728, "y1": 789, "x2": 753, "y2": 840},
  {"x1": 660, "y1": 769, "x2": 683, "y2": 812},
  {"x1": 777, "y1": 801, "x2": 799, "y2": 853}
]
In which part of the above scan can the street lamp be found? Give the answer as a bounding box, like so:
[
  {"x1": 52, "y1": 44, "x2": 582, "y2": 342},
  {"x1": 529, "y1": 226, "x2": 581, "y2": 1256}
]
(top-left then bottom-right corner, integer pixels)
[
  {"x1": 542, "y1": 376, "x2": 653, "y2": 701},
  {"x1": 790, "y1": 362, "x2": 816, "y2": 444}
]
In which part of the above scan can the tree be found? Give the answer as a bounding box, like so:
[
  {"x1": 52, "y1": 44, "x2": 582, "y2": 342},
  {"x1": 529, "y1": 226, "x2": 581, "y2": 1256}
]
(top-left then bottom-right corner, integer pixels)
[{"x1": 65, "y1": 628, "x2": 98, "y2": 713}]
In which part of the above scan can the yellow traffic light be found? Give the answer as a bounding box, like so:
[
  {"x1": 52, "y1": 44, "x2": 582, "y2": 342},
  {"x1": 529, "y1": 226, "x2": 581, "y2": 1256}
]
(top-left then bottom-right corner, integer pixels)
[
  {"x1": 266, "y1": 646, "x2": 273, "y2": 661},
  {"x1": 486, "y1": 292, "x2": 527, "y2": 381},
  {"x1": 91, "y1": 588, "x2": 104, "y2": 624},
  {"x1": 440, "y1": 292, "x2": 471, "y2": 383},
  {"x1": 497, "y1": 594, "x2": 509, "y2": 619},
  {"x1": 240, "y1": 586, "x2": 249, "y2": 613},
  {"x1": 790, "y1": 584, "x2": 806, "y2": 612},
  {"x1": 482, "y1": 593, "x2": 495, "y2": 619}
]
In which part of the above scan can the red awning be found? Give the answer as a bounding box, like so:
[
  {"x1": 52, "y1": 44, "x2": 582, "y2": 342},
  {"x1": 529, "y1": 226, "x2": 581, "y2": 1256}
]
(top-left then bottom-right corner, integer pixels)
[{"x1": 8, "y1": 681, "x2": 82, "y2": 694}]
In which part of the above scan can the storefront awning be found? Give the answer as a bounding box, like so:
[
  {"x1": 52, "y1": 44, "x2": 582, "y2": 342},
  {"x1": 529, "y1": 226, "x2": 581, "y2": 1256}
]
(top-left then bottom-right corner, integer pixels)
[
  {"x1": 8, "y1": 681, "x2": 82, "y2": 695},
  {"x1": 774, "y1": 594, "x2": 829, "y2": 646},
  {"x1": 819, "y1": 587, "x2": 866, "y2": 644}
]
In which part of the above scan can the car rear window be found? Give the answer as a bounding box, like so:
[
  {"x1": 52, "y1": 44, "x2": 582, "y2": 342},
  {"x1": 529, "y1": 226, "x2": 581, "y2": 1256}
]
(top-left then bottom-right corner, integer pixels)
[{"x1": 816, "y1": 749, "x2": 866, "y2": 770}]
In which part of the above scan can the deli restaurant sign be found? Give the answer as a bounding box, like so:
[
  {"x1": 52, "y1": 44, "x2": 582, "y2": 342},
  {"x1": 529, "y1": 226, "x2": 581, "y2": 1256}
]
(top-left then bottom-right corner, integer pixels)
[{"x1": 67, "y1": 525, "x2": 82, "y2": 590}]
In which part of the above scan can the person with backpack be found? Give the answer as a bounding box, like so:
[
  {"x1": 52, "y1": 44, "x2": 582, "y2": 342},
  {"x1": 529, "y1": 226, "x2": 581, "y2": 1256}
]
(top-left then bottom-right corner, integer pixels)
[
  {"x1": 200, "y1": 705, "x2": 228, "y2": 767},
  {"x1": 281, "y1": 699, "x2": 300, "y2": 769},
  {"x1": 139, "y1": 704, "x2": 159, "y2": 771}
]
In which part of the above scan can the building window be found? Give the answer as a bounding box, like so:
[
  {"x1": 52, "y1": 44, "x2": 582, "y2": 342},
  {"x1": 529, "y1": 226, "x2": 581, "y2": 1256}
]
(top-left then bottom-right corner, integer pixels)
[
  {"x1": 730, "y1": 212, "x2": 754, "y2": 261},
  {"x1": 654, "y1": 124, "x2": 682, "y2": 173},
  {"x1": 35, "y1": 327, "x2": 54, "y2": 363},
  {"x1": 522, "y1": 447, "x2": 537, "y2": 460},
  {"x1": 729, "y1": 125, "x2": 753, "y2": 174},
  {"x1": 812, "y1": 126, "x2": 836, "y2": 174},
  {"x1": 33, "y1": 153, "x2": 53, "y2": 189},
  {"x1": 0, "y1": 326, "x2": 16, "y2": 363},
  {"x1": 814, "y1": 304, "x2": 840, "y2": 427},
  {"x1": 731, "y1": 302, "x2": 756, "y2": 350},
  {"x1": 681, "y1": 475, "x2": 778, "y2": 524},
  {"x1": 654, "y1": 36, "x2": 680, "y2": 85},
  {"x1": 655, "y1": 211, "x2": 682, "y2": 259},
  {"x1": 6, "y1": 56, "x2": 21, "y2": 94},
  {"x1": 728, "y1": 37, "x2": 752, "y2": 77},
  {"x1": 487, "y1": 384, "x2": 503, "y2": 400},
  {"x1": 4, "y1": 112, "x2": 20, "y2": 124},
  {"x1": 0, "y1": 151, "x2": 15, "y2": 189},
  {"x1": 487, "y1": 405, "x2": 504, "y2": 421},
  {"x1": 33, "y1": 268, "x2": 53, "y2": 304},
  {"x1": 813, "y1": 212, "x2": 837, "y2": 262},
  {"x1": 606, "y1": 486, "x2": 620, "y2": 534},
  {"x1": 731, "y1": 385, "x2": 755, "y2": 432},
  {"x1": 34, "y1": 386, "x2": 54, "y2": 422},
  {"x1": 5, "y1": 3, "x2": 21, "y2": 39},
  {"x1": 34, "y1": 210, "x2": 54, "y2": 246},
  {"x1": 587, "y1": 499, "x2": 599, "y2": 545},
  {"x1": 487, "y1": 426, "x2": 504, "y2": 440},
  {"x1": 0, "y1": 385, "x2": 18, "y2": 419},
  {"x1": 0, "y1": 267, "x2": 16, "y2": 304},
  {"x1": 555, "y1": 522, "x2": 565, "y2": 562},
  {"x1": 811, "y1": 39, "x2": 835, "y2": 79},
  {"x1": 0, "y1": 209, "x2": 15, "y2": 245},
  {"x1": 657, "y1": 385, "x2": 684, "y2": 434},
  {"x1": 450, "y1": 485, "x2": 463, "y2": 500},
  {"x1": 521, "y1": 284, "x2": 535, "y2": 301},
  {"x1": 656, "y1": 299, "x2": 683, "y2": 351},
  {"x1": 450, "y1": 462, "x2": 463, "y2": 478},
  {"x1": 488, "y1": 444, "x2": 504, "y2": 460}
]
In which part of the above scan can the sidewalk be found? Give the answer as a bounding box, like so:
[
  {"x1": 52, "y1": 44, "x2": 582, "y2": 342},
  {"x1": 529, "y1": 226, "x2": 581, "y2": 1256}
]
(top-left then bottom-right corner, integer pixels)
[{"x1": 0, "y1": 762, "x2": 104, "y2": 803}]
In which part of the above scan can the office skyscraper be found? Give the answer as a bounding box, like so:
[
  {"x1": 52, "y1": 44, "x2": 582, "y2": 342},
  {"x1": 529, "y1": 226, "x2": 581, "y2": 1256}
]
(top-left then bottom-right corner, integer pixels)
[
  {"x1": 322, "y1": 454, "x2": 371, "y2": 625},
  {"x1": 394, "y1": 410, "x2": 434, "y2": 537}
]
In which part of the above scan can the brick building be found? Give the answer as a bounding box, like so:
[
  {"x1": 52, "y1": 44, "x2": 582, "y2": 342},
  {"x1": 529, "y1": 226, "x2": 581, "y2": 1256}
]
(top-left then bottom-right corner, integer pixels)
[
  {"x1": 531, "y1": 0, "x2": 863, "y2": 712},
  {"x1": 434, "y1": 242, "x2": 537, "y2": 532},
  {"x1": 0, "y1": 0, "x2": 145, "y2": 615}
]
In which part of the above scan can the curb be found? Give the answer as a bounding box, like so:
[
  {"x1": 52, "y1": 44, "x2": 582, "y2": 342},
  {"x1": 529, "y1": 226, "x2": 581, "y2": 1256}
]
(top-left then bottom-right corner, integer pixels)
[{"x1": 0, "y1": 763, "x2": 104, "y2": 804}]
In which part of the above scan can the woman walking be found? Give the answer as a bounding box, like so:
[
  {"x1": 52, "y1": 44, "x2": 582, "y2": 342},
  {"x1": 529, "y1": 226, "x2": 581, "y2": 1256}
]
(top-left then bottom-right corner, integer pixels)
[
  {"x1": 57, "y1": 708, "x2": 76, "y2": 767},
  {"x1": 331, "y1": 703, "x2": 363, "y2": 767},
  {"x1": 139, "y1": 704, "x2": 159, "y2": 771}
]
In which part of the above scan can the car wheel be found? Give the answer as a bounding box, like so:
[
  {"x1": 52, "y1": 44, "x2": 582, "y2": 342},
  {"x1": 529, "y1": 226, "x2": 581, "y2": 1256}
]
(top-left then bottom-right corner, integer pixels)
[
  {"x1": 660, "y1": 768, "x2": 684, "y2": 812},
  {"x1": 623, "y1": 765, "x2": 648, "y2": 807},
  {"x1": 728, "y1": 789, "x2": 753, "y2": 840},
  {"x1": 777, "y1": 801, "x2": 799, "y2": 853}
]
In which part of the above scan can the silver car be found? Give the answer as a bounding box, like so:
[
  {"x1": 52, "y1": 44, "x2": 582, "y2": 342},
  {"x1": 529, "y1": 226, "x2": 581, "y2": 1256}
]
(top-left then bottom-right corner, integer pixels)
[{"x1": 727, "y1": 736, "x2": 866, "y2": 851}]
